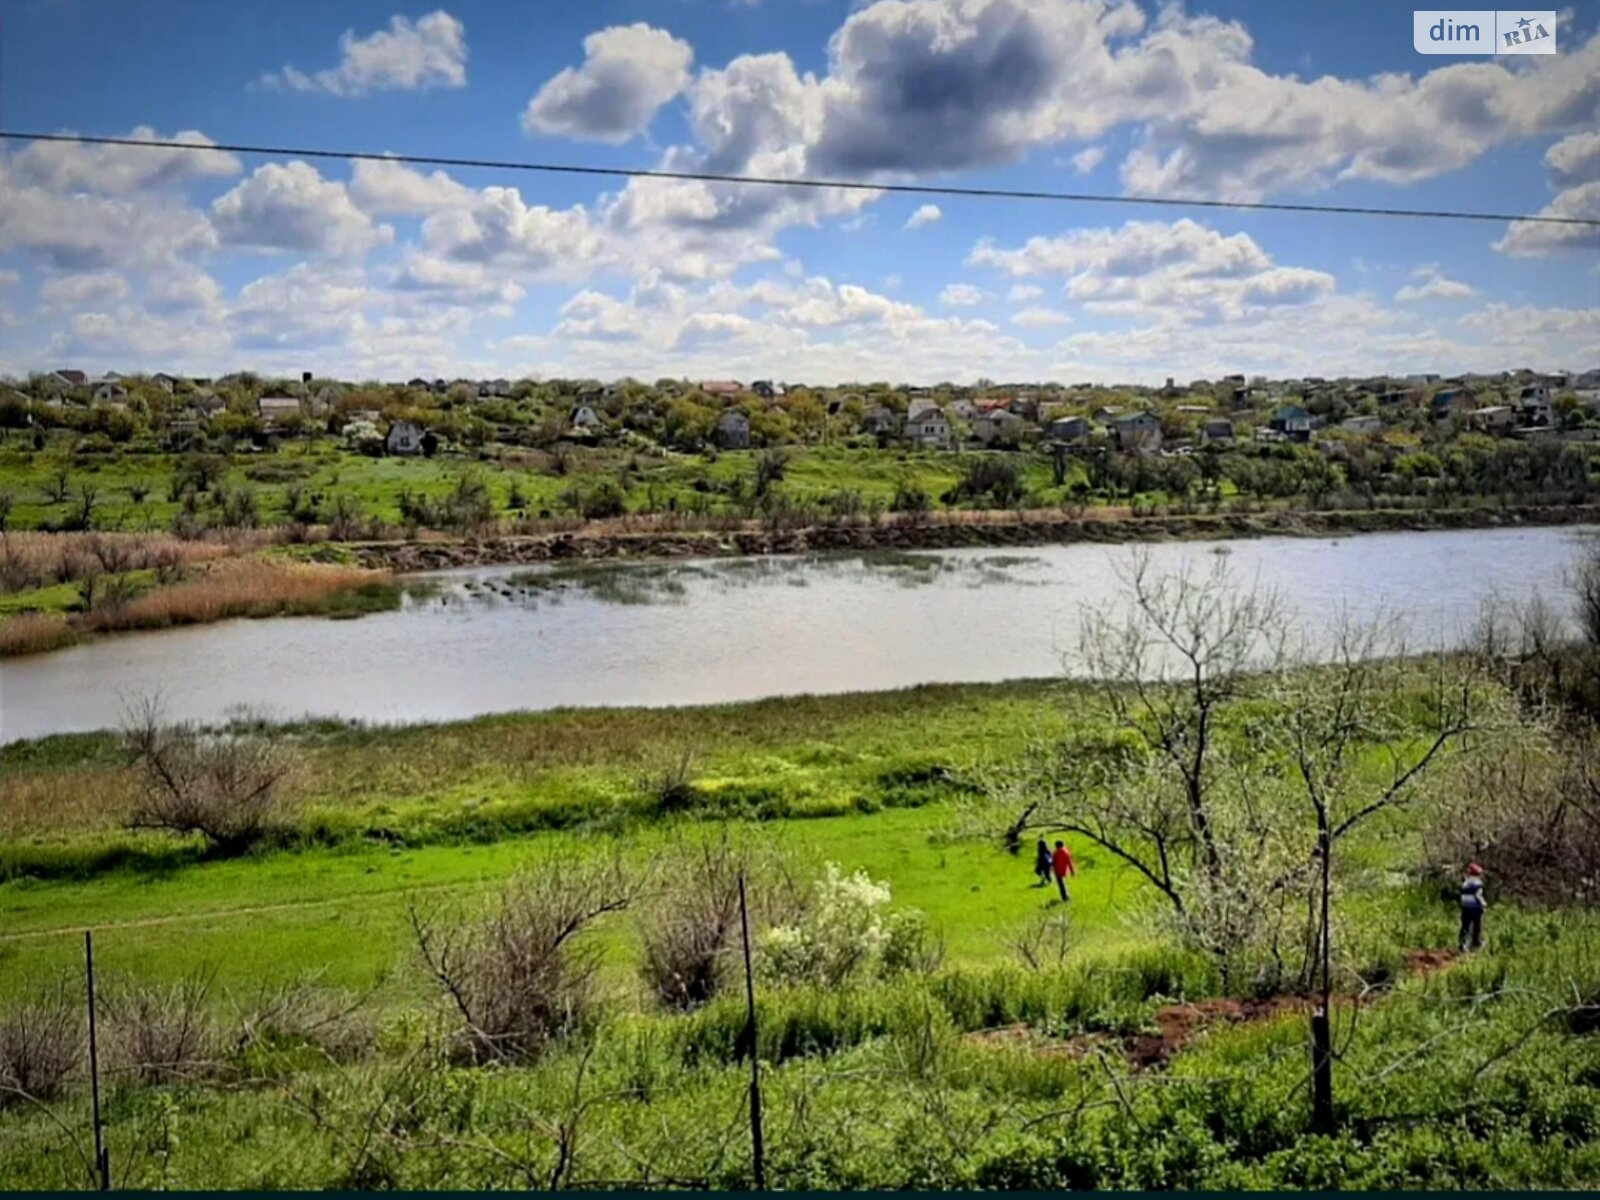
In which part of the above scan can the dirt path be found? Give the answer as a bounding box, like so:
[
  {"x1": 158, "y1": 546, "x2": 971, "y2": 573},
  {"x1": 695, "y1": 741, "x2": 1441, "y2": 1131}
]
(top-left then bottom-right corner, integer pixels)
[{"x1": 969, "y1": 949, "x2": 1461, "y2": 1070}]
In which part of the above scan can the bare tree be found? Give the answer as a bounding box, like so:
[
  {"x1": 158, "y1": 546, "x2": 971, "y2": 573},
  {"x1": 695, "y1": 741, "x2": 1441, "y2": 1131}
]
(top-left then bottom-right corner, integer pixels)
[
  {"x1": 411, "y1": 856, "x2": 639, "y2": 1066},
  {"x1": 1260, "y1": 617, "x2": 1483, "y2": 1131},
  {"x1": 986, "y1": 551, "x2": 1299, "y2": 984},
  {"x1": 122, "y1": 699, "x2": 291, "y2": 854},
  {"x1": 1570, "y1": 536, "x2": 1600, "y2": 650}
]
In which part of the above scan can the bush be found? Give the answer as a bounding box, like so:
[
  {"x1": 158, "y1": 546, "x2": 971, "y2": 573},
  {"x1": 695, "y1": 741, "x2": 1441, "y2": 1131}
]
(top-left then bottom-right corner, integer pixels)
[
  {"x1": 108, "y1": 977, "x2": 217, "y2": 1087},
  {"x1": 412, "y1": 857, "x2": 636, "y2": 1065},
  {"x1": 123, "y1": 700, "x2": 291, "y2": 855},
  {"x1": 580, "y1": 480, "x2": 628, "y2": 520},
  {"x1": 639, "y1": 833, "x2": 803, "y2": 1012},
  {"x1": 759, "y1": 863, "x2": 935, "y2": 988},
  {"x1": 0, "y1": 983, "x2": 79, "y2": 1106}
]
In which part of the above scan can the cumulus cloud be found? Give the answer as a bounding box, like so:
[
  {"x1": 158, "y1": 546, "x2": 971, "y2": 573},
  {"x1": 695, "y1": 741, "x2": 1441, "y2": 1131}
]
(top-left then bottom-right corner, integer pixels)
[
  {"x1": 6, "y1": 126, "x2": 241, "y2": 192},
  {"x1": 231, "y1": 263, "x2": 372, "y2": 349},
  {"x1": 0, "y1": 172, "x2": 217, "y2": 270},
  {"x1": 1071, "y1": 145, "x2": 1107, "y2": 174},
  {"x1": 421, "y1": 186, "x2": 604, "y2": 276},
  {"x1": 1395, "y1": 266, "x2": 1478, "y2": 302},
  {"x1": 971, "y1": 218, "x2": 1269, "y2": 280},
  {"x1": 349, "y1": 158, "x2": 474, "y2": 215},
  {"x1": 1007, "y1": 284, "x2": 1044, "y2": 302},
  {"x1": 663, "y1": 0, "x2": 1600, "y2": 204},
  {"x1": 905, "y1": 204, "x2": 942, "y2": 229},
  {"x1": 523, "y1": 24, "x2": 693, "y2": 143},
  {"x1": 972, "y1": 218, "x2": 1334, "y2": 322},
  {"x1": 261, "y1": 10, "x2": 467, "y2": 96},
  {"x1": 940, "y1": 283, "x2": 987, "y2": 306},
  {"x1": 391, "y1": 251, "x2": 527, "y2": 306},
  {"x1": 145, "y1": 268, "x2": 224, "y2": 316},
  {"x1": 1494, "y1": 131, "x2": 1600, "y2": 256},
  {"x1": 212, "y1": 162, "x2": 392, "y2": 256},
  {"x1": 41, "y1": 271, "x2": 128, "y2": 309},
  {"x1": 1011, "y1": 306, "x2": 1073, "y2": 328},
  {"x1": 1545, "y1": 131, "x2": 1600, "y2": 188}
]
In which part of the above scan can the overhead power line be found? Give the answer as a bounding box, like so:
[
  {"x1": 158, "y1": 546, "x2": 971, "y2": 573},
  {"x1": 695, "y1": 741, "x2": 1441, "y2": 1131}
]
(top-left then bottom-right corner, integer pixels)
[{"x1": 2, "y1": 130, "x2": 1597, "y2": 227}]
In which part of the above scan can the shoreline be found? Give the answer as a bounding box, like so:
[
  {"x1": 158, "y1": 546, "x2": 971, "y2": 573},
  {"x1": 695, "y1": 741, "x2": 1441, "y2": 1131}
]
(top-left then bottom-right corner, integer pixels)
[{"x1": 351, "y1": 501, "x2": 1600, "y2": 572}]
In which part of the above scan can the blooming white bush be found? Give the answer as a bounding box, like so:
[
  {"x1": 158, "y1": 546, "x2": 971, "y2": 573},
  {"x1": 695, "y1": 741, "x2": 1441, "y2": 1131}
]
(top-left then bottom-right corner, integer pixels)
[{"x1": 757, "y1": 863, "x2": 933, "y2": 987}]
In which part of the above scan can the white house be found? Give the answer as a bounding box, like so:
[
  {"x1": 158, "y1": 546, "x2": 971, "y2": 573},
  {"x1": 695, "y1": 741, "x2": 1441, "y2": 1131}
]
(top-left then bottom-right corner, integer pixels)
[
  {"x1": 1518, "y1": 384, "x2": 1555, "y2": 427},
  {"x1": 907, "y1": 407, "x2": 954, "y2": 450},
  {"x1": 386, "y1": 420, "x2": 423, "y2": 456},
  {"x1": 570, "y1": 404, "x2": 602, "y2": 432},
  {"x1": 92, "y1": 381, "x2": 128, "y2": 405}
]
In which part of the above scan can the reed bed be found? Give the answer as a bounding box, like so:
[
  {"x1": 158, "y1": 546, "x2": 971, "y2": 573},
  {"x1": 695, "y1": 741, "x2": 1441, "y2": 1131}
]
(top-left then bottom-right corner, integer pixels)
[
  {"x1": 79, "y1": 559, "x2": 391, "y2": 633},
  {"x1": 0, "y1": 531, "x2": 252, "y2": 594},
  {"x1": 0, "y1": 612, "x2": 77, "y2": 657}
]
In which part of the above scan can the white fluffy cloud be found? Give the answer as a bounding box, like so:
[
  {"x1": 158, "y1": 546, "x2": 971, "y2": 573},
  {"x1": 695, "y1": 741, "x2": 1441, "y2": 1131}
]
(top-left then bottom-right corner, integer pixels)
[
  {"x1": 940, "y1": 283, "x2": 987, "y2": 306},
  {"x1": 212, "y1": 162, "x2": 392, "y2": 257},
  {"x1": 1395, "y1": 266, "x2": 1477, "y2": 302},
  {"x1": 1071, "y1": 145, "x2": 1107, "y2": 174},
  {"x1": 261, "y1": 10, "x2": 467, "y2": 96},
  {"x1": 0, "y1": 173, "x2": 217, "y2": 270},
  {"x1": 7, "y1": 127, "x2": 241, "y2": 193},
  {"x1": 1495, "y1": 132, "x2": 1600, "y2": 256},
  {"x1": 1011, "y1": 306, "x2": 1073, "y2": 328},
  {"x1": 349, "y1": 157, "x2": 474, "y2": 215},
  {"x1": 659, "y1": 0, "x2": 1600, "y2": 204},
  {"x1": 41, "y1": 271, "x2": 128, "y2": 309},
  {"x1": 421, "y1": 185, "x2": 603, "y2": 276},
  {"x1": 523, "y1": 24, "x2": 693, "y2": 143},
  {"x1": 905, "y1": 204, "x2": 942, "y2": 229},
  {"x1": 972, "y1": 218, "x2": 1336, "y2": 323},
  {"x1": 1007, "y1": 284, "x2": 1044, "y2": 303}
]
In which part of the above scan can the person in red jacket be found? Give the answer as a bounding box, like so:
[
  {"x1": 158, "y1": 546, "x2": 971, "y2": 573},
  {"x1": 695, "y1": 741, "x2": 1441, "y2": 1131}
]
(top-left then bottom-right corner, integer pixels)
[{"x1": 1051, "y1": 840, "x2": 1076, "y2": 903}]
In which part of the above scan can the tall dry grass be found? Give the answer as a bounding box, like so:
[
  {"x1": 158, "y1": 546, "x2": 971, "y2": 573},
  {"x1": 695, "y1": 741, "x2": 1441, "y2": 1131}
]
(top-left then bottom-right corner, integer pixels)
[
  {"x1": 80, "y1": 559, "x2": 391, "y2": 633},
  {"x1": 0, "y1": 531, "x2": 253, "y2": 595},
  {"x1": 0, "y1": 613, "x2": 77, "y2": 657}
]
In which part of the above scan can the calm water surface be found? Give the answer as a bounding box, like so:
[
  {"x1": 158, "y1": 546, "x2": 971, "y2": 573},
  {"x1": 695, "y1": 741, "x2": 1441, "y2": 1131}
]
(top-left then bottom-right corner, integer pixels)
[{"x1": 2, "y1": 526, "x2": 1593, "y2": 742}]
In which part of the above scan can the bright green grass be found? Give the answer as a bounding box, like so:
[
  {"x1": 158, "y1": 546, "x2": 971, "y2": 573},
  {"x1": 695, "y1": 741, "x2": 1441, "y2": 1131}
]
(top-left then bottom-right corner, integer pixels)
[
  {"x1": 0, "y1": 804, "x2": 1142, "y2": 1005},
  {"x1": 0, "y1": 439, "x2": 1095, "y2": 532}
]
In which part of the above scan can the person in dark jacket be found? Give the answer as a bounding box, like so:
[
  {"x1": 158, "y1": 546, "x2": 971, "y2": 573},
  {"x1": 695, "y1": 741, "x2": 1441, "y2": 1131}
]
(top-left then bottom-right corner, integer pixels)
[
  {"x1": 1052, "y1": 840, "x2": 1076, "y2": 903},
  {"x1": 1459, "y1": 863, "x2": 1487, "y2": 952},
  {"x1": 1033, "y1": 839, "x2": 1053, "y2": 887}
]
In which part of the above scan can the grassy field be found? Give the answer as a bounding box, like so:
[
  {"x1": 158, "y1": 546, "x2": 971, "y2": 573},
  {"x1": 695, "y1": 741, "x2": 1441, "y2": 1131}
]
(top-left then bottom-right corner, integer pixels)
[
  {"x1": 2, "y1": 676, "x2": 1598, "y2": 1189},
  {"x1": 0, "y1": 439, "x2": 1081, "y2": 532}
]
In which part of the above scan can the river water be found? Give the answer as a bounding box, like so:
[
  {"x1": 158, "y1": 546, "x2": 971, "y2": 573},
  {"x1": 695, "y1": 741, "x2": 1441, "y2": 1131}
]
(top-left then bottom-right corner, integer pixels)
[{"x1": 2, "y1": 526, "x2": 1593, "y2": 743}]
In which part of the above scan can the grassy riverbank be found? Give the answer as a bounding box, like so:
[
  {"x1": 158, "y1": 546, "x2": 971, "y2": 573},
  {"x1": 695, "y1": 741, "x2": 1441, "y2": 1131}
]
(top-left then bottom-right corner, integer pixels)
[{"x1": 3, "y1": 667, "x2": 1599, "y2": 1188}]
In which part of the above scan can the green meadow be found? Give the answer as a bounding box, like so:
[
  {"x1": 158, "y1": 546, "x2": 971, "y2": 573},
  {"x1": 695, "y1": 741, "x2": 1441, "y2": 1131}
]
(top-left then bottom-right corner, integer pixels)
[{"x1": 1, "y1": 675, "x2": 1598, "y2": 1189}]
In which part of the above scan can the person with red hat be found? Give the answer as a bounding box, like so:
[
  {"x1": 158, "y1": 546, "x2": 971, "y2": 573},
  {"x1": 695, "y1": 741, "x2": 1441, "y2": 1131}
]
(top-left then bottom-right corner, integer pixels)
[{"x1": 1459, "y1": 863, "x2": 1487, "y2": 952}]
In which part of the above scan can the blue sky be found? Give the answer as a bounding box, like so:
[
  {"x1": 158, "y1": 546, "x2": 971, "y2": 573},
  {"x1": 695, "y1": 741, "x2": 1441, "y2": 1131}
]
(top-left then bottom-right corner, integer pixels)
[{"x1": 0, "y1": 0, "x2": 1596, "y2": 384}]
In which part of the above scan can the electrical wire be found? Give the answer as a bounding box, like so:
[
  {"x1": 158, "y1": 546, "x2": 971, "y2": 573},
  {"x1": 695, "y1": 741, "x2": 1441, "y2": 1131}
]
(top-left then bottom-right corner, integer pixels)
[{"x1": 2, "y1": 130, "x2": 1595, "y2": 227}]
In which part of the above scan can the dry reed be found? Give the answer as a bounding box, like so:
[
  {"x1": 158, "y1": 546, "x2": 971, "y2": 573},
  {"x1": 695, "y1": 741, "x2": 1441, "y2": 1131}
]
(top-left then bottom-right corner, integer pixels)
[{"x1": 80, "y1": 559, "x2": 390, "y2": 633}]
